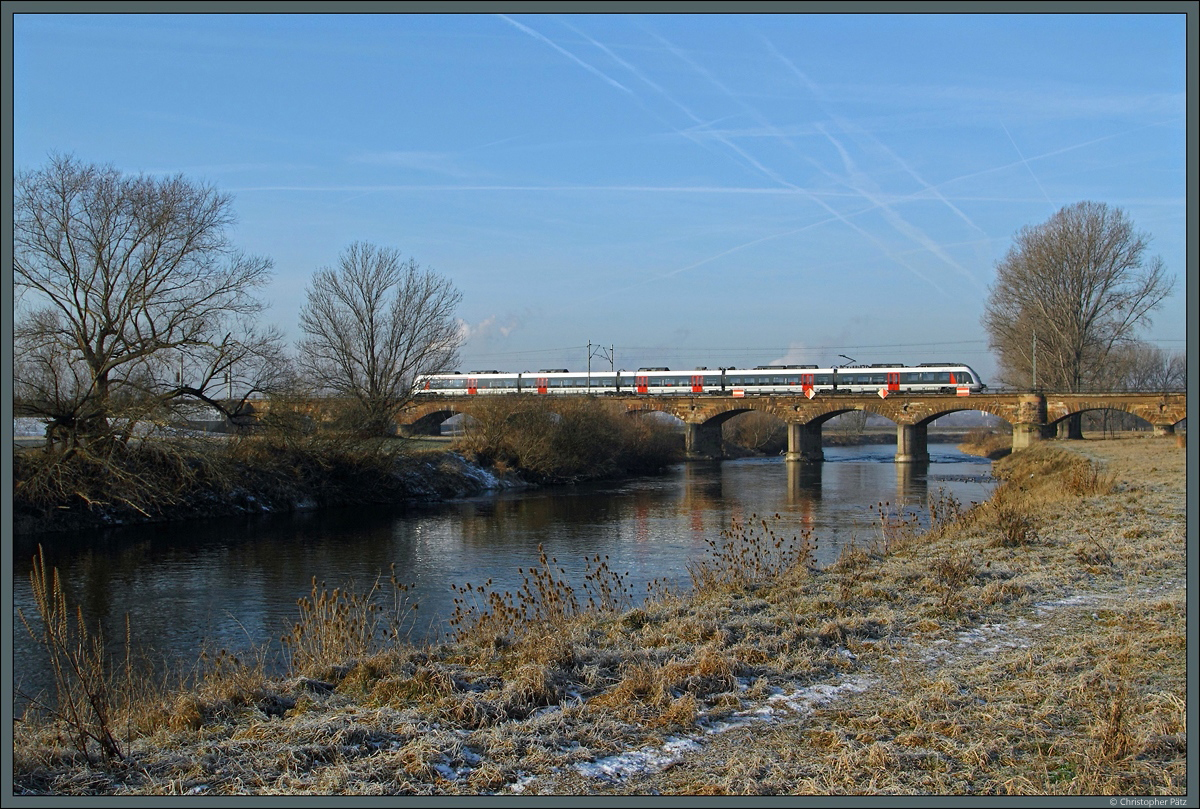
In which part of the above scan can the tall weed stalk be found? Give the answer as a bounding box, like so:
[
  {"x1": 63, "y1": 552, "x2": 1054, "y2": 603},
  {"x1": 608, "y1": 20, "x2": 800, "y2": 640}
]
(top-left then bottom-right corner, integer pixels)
[
  {"x1": 449, "y1": 545, "x2": 634, "y2": 644},
  {"x1": 281, "y1": 565, "x2": 420, "y2": 677},
  {"x1": 689, "y1": 513, "x2": 816, "y2": 591},
  {"x1": 17, "y1": 546, "x2": 126, "y2": 763}
]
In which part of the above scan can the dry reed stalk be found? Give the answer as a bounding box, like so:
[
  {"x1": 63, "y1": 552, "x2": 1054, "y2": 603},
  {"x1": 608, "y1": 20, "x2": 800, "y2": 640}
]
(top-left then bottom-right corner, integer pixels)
[
  {"x1": 281, "y1": 566, "x2": 419, "y2": 677},
  {"x1": 17, "y1": 546, "x2": 126, "y2": 763}
]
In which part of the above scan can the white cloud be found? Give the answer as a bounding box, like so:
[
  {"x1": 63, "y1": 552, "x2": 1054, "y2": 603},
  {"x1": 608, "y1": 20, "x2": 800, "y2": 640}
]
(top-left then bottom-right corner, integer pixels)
[{"x1": 458, "y1": 313, "x2": 525, "y2": 345}]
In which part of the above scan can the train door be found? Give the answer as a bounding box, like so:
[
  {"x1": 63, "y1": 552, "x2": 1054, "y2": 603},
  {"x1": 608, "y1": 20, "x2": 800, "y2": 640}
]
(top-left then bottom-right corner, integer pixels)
[
  {"x1": 690, "y1": 374, "x2": 704, "y2": 393},
  {"x1": 537, "y1": 377, "x2": 548, "y2": 395},
  {"x1": 467, "y1": 377, "x2": 478, "y2": 395},
  {"x1": 801, "y1": 373, "x2": 815, "y2": 399},
  {"x1": 886, "y1": 371, "x2": 900, "y2": 391},
  {"x1": 636, "y1": 375, "x2": 649, "y2": 394}
]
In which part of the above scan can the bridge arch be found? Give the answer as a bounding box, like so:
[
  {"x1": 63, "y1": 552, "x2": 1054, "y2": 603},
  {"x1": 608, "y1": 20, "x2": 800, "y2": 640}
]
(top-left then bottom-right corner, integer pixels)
[
  {"x1": 397, "y1": 402, "x2": 468, "y2": 436},
  {"x1": 397, "y1": 391, "x2": 1185, "y2": 461}
]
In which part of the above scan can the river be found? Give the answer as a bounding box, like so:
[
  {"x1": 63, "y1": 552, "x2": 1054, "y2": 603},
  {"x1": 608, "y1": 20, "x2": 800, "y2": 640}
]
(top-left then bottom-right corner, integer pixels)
[{"x1": 11, "y1": 444, "x2": 994, "y2": 707}]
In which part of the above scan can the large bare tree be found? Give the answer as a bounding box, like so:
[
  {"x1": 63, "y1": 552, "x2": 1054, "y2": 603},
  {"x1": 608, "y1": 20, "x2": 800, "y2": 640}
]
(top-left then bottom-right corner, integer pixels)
[
  {"x1": 14, "y1": 154, "x2": 284, "y2": 452},
  {"x1": 983, "y1": 201, "x2": 1173, "y2": 393},
  {"x1": 297, "y1": 242, "x2": 462, "y2": 436}
]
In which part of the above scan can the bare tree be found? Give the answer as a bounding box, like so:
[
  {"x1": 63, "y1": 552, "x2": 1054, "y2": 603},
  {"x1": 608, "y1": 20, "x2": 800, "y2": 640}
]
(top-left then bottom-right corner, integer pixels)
[
  {"x1": 297, "y1": 242, "x2": 463, "y2": 436},
  {"x1": 723, "y1": 411, "x2": 786, "y2": 454},
  {"x1": 14, "y1": 154, "x2": 283, "y2": 453},
  {"x1": 982, "y1": 201, "x2": 1173, "y2": 436},
  {"x1": 1109, "y1": 342, "x2": 1186, "y2": 392}
]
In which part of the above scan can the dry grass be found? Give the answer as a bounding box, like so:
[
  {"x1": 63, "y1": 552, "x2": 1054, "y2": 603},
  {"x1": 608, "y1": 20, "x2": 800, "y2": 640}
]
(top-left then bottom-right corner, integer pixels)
[
  {"x1": 281, "y1": 567, "x2": 420, "y2": 678},
  {"x1": 958, "y1": 426, "x2": 1013, "y2": 460},
  {"x1": 12, "y1": 435, "x2": 1186, "y2": 796}
]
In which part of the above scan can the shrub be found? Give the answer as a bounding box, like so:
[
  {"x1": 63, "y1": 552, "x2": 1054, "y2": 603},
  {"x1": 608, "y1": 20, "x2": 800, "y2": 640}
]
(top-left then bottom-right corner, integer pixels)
[
  {"x1": 930, "y1": 553, "x2": 977, "y2": 612},
  {"x1": 455, "y1": 395, "x2": 680, "y2": 483},
  {"x1": 989, "y1": 503, "x2": 1039, "y2": 547},
  {"x1": 281, "y1": 567, "x2": 420, "y2": 677},
  {"x1": 448, "y1": 545, "x2": 634, "y2": 647},
  {"x1": 689, "y1": 513, "x2": 817, "y2": 591}
]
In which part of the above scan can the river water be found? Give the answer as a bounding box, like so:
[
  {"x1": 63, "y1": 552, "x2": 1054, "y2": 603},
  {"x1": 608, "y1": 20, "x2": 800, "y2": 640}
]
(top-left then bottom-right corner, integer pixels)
[{"x1": 11, "y1": 444, "x2": 994, "y2": 705}]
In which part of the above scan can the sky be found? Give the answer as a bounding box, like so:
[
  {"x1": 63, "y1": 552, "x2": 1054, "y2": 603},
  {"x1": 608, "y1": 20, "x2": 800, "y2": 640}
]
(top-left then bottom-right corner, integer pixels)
[{"x1": 9, "y1": 7, "x2": 1192, "y2": 386}]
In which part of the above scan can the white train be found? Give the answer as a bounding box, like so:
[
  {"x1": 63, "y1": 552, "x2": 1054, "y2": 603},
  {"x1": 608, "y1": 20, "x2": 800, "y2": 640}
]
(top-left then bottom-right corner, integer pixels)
[{"x1": 415, "y1": 363, "x2": 986, "y2": 398}]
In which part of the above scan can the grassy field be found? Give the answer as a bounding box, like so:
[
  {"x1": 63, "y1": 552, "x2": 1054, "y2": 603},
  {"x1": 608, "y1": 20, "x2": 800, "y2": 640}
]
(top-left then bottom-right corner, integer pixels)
[{"x1": 11, "y1": 434, "x2": 1186, "y2": 796}]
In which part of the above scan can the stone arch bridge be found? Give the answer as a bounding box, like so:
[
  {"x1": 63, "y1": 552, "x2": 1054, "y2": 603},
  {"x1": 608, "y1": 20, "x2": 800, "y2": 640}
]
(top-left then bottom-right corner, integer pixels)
[{"x1": 399, "y1": 391, "x2": 1187, "y2": 462}]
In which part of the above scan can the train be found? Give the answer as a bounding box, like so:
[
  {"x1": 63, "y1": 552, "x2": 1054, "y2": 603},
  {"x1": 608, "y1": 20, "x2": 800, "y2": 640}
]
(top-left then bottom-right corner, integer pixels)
[{"x1": 415, "y1": 362, "x2": 986, "y2": 398}]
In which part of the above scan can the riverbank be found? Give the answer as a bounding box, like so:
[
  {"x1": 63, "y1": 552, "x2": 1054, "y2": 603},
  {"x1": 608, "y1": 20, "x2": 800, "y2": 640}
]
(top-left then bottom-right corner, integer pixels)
[
  {"x1": 11, "y1": 435, "x2": 1186, "y2": 796},
  {"x1": 11, "y1": 438, "x2": 516, "y2": 537},
  {"x1": 13, "y1": 399, "x2": 682, "y2": 536}
]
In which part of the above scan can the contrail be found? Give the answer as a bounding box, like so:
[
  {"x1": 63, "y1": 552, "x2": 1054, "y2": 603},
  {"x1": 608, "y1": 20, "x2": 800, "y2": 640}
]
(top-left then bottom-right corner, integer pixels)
[
  {"x1": 639, "y1": 26, "x2": 948, "y2": 293},
  {"x1": 1000, "y1": 119, "x2": 1055, "y2": 209},
  {"x1": 554, "y1": 18, "x2": 739, "y2": 166},
  {"x1": 498, "y1": 15, "x2": 633, "y2": 95},
  {"x1": 231, "y1": 183, "x2": 877, "y2": 195},
  {"x1": 913, "y1": 119, "x2": 1179, "y2": 199},
  {"x1": 814, "y1": 122, "x2": 981, "y2": 291},
  {"x1": 558, "y1": 16, "x2": 931, "y2": 290},
  {"x1": 766, "y1": 37, "x2": 981, "y2": 288}
]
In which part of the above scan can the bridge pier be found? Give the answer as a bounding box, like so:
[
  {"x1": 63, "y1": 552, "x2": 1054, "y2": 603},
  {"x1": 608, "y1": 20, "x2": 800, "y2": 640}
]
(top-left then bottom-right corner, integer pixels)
[
  {"x1": 785, "y1": 422, "x2": 824, "y2": 463},
  {"x1": 1012, "y1": 394, "x2": 1048, "y2": 451},
  {"x1": 684, "y1": 421, "x2": 723, "y2": 460},
  {"x1": 895, "y1": 422, "x2": 929, "y2": 464},
  {"x1": 1011, "y1": 423, "x2": 1048, "y2": 449}
]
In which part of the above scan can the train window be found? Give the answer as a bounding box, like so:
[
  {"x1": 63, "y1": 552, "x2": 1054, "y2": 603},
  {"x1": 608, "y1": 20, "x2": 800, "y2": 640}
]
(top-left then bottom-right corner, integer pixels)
[{"x1": 959, "y1": 372, "x2": 973, "y2": 383}]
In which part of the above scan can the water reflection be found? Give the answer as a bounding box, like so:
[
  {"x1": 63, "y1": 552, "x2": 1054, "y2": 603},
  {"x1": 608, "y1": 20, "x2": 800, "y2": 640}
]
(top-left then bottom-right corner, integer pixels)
[
  {"x1": 896, "y1": 460, "x2": 930, "y2": 504},
  {"x1": 786, "y1": 461, "x2": 823, "y2": 504},
  {"x1": 12, "y1": 445, "x2": 994, "y2": 706}
]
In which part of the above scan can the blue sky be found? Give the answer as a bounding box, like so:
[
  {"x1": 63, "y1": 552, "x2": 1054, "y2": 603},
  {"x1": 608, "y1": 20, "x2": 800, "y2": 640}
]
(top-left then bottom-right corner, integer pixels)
[{"x1": 11, "y1": 10, "x2": 1191, "y2": 385}]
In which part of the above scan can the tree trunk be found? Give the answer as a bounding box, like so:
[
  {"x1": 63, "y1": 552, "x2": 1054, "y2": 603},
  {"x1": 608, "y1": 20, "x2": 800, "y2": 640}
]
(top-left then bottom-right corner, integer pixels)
[{"x1": 1058, "y1": 413, "x2": 1084, "y2": 440}]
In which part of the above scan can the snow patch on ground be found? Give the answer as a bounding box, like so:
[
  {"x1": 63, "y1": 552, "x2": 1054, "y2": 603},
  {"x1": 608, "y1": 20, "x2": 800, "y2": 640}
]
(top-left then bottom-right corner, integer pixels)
[
  {"x1": 456, "y1": 460, "x2": 504, "y2": 490},
  {"x1": 536, "y1": 675, "x2": 874, "y2": 789},
  {"x1": 572, "y1": 736, "x2": 703, "y2": 783}
]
